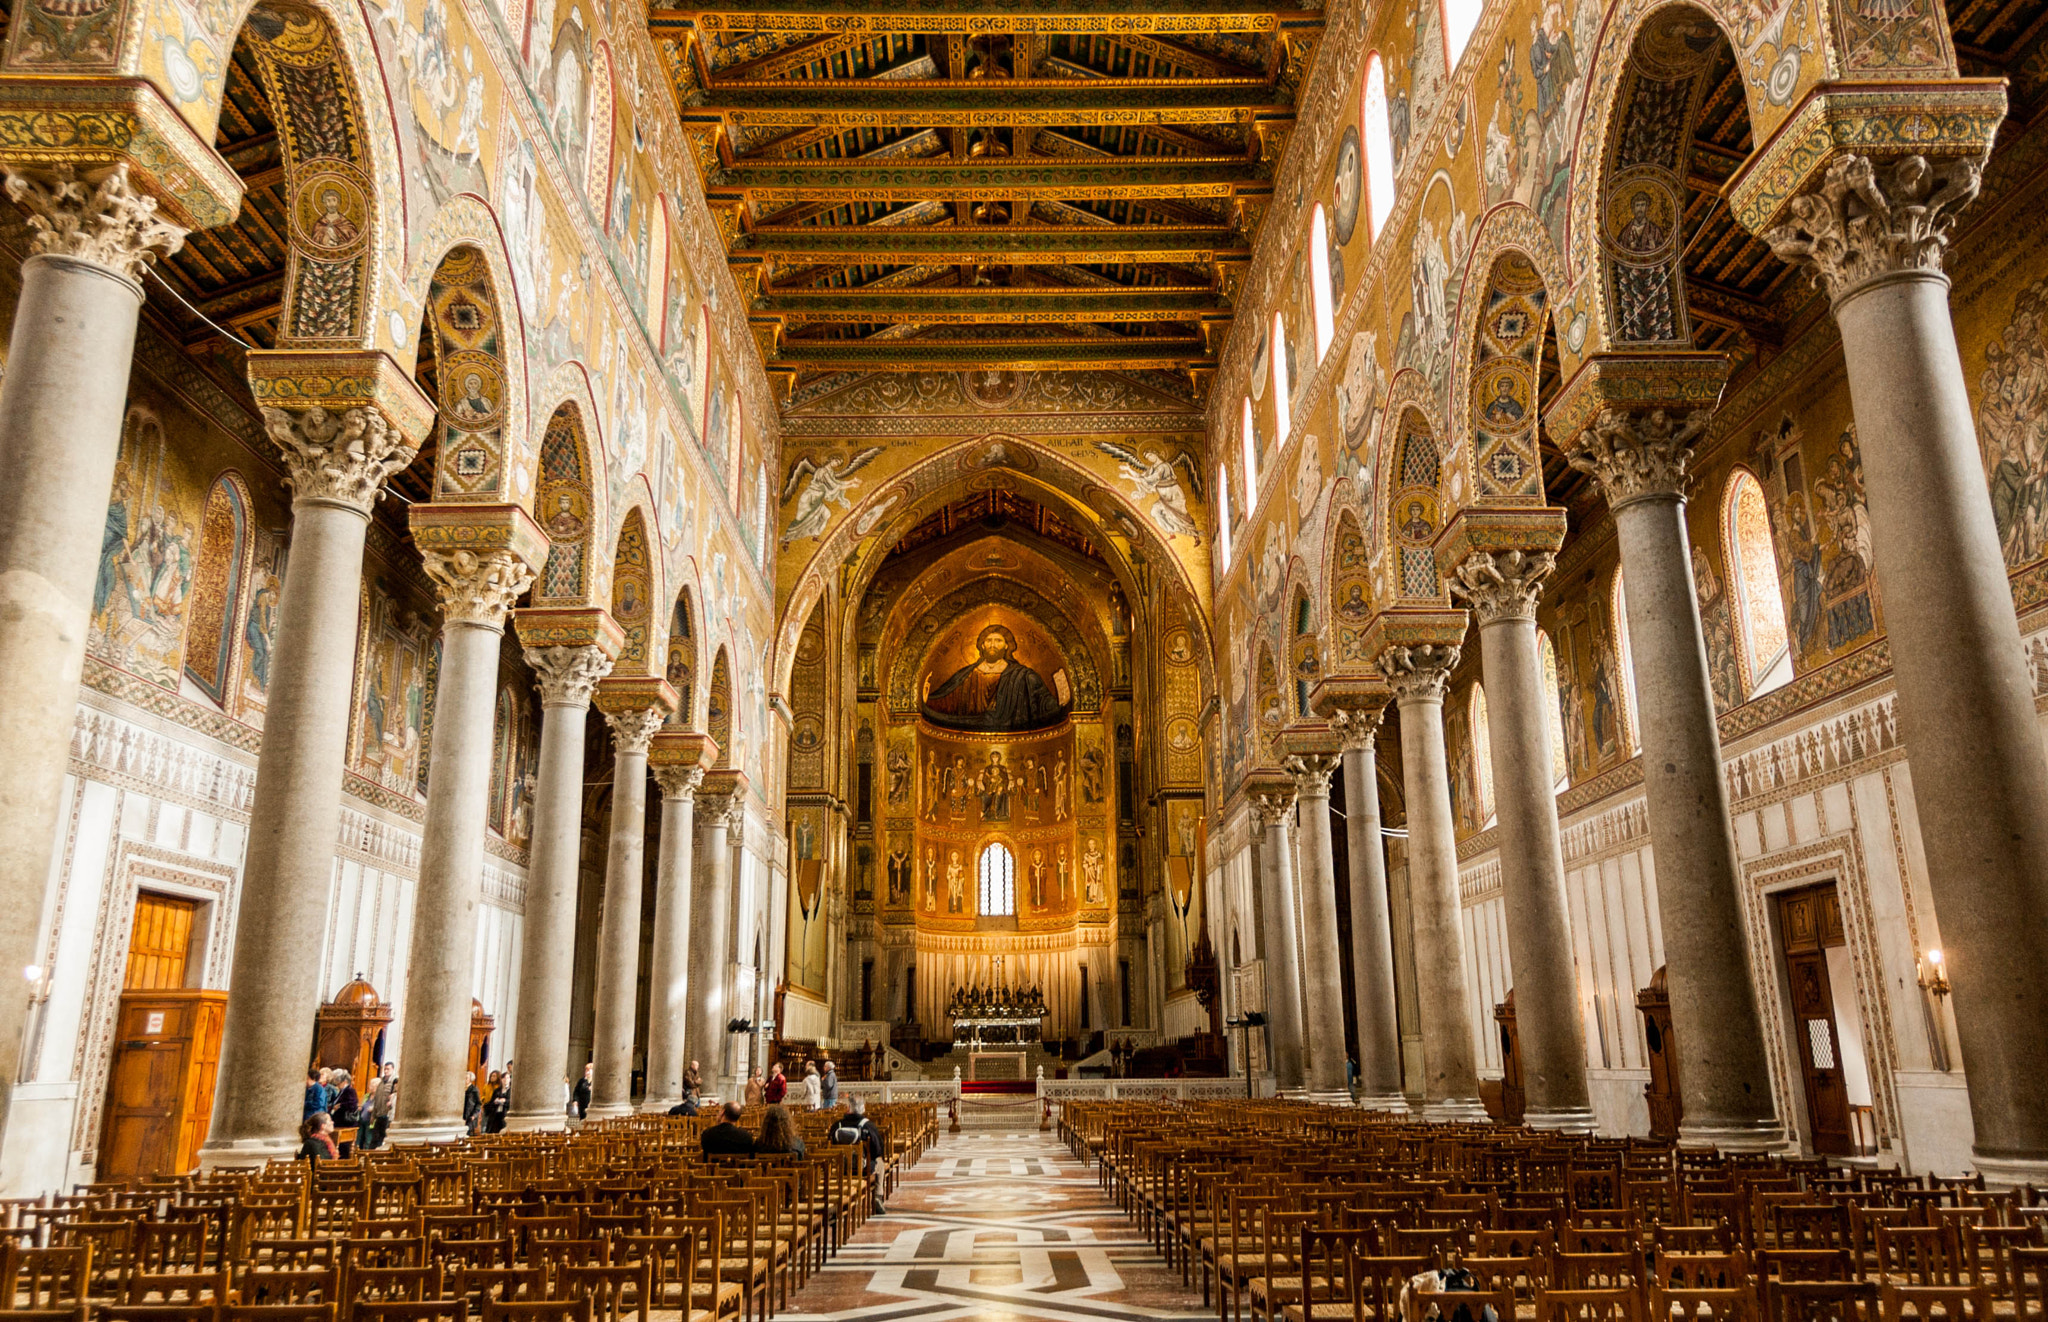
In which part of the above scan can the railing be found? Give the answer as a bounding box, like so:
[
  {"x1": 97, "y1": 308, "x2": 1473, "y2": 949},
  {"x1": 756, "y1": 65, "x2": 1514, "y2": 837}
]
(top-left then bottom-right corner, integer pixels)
[{"x1": 840, "y1": 1079, "x2": 960, "y2": 1104}]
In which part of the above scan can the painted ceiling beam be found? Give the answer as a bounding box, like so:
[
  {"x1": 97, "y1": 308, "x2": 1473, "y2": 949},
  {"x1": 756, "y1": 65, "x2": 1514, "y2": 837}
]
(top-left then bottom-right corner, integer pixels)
[
  {"x1": 766, "y1": 336, "x2": 1216, "y2": 369},
  {"x1": 707, "y1": 157, "x2": 1263, "y2": 204},
  {"x1": 688, "y1": 79, "x2": 1290, "y2": 128},
  {"x1": 737, "y1": 224, "x2": 1249, "y2": 264},
  {"x1": 656, "y1": 3, "x2": 1324, "y2": 37},
  {"x1": 755, "y1": 286, "x2": 1225, "y2": 323}
]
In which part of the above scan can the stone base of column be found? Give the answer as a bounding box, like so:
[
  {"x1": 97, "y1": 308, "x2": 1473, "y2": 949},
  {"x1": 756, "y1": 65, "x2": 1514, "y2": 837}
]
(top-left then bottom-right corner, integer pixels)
[
  {"x1": 1301, "y1": 1090, "x2": 1356, "y2": 1108},
  {"x1": 584, "y1": 1102, "x2": 636, "y2": 1121},
  {"x1": 1679, "y1": 1119, "x2": 1789, "y2": 1153},
  {"x1": 1421, "y1": 1098, "x2": 1490, "y2": 1123},
  {"x1": 640, "y1": 1097, "x2": 683, "y2": 1115},
  {"x1": 1973, "y1": 1152, "x2": 2048, "y2": 1189},
  {"x1": 383, "y1": 1119, "x2": 469, "y2": 1145},
  {"x1": 198, "y1": 1135, "x2": 300, "y2": 1169},
  {"x1": 1525, "y1": 1107, "x2": 1600, "y2": 1134},
  {"x1": 1357, "y1": 1092, "x2": 1411, "y2": 1113},
  {"x1": 504, "y1": 1112, "x2": 569, "y2": 1134}
]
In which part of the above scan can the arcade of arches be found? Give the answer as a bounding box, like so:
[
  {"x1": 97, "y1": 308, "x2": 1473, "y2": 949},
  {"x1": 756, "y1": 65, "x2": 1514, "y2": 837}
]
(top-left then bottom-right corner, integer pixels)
[{"x1": 2, "y1": 0, "x2": 2048, "y2": 1210}]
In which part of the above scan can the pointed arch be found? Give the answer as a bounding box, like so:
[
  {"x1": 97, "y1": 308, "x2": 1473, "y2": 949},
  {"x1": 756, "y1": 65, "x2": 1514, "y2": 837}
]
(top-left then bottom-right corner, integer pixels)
[
  {"x1": 1469, "y1": 683, "x2": 1495, "y2": 824},
  {"x1": 1464, "y1": 248, "x2": 1551, "y2": 500},
  {"x1": 610, "y1": 507, "x2": 657, "y2": 676},
  {"x1": 490, "y1": 686, "x2": 515, "y2": 832},
  {"x1": 534, "y1": 403, "x2": 596, "y2": 605},
  {"x1": 1290, "y1": 585, "x2": 1318, "y2": 718},
  {"x1": 1538, "y1": 628, "x2": 1569, "y2": 787},
  {"x1": 666, "y1": 584, "x2": 699, "y2": 729},
  {"x1": 419, "y1": 244, "x2": 514, "y2": 503},
  {"x1": 1327, "y1": 506, "x2": 1374, "y2": 673},
  {"x1": 1724, "y1": 467, "x2": 1791, "y2": 697},
  {"x1": 1271, "y1": 311, "x2": 1293, "y2": 443},
  {"x1": 707, "y1": 646, "x2": 733, "y2": 765},
  {"x1": 1362, "y1": 52, "x2": 1396, "y2": 241},
  {"x1": 1387, "y1": 407, "x2": 1446, "y2": 600},
  {"x1": 183, "y1": 472, "x2": 252, "y2": 705}
]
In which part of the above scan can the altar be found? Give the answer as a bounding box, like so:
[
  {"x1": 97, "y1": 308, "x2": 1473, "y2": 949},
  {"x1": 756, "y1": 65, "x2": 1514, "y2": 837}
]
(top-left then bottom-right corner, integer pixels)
[
  {"x1": 946, "y1": 981, "x2": 1046, "y2": 1049},
  {"x1": 969, "y1": 1051, "x2": 1027, "y2": 1082}
]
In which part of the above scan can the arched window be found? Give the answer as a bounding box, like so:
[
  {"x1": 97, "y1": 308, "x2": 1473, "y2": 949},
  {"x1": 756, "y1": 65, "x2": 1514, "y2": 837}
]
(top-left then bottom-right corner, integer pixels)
[
  {"x1": 1612, "y1": 572, "x2": 1642, "y2": 755},
  {"x1": 1217, "y1": 463, "x2": 1234, "y2": 569},
  {"x1": 1272, "y1": 311, "x2": 1292, "y2": 441},
  {"x1": 1362, "y1": 55, "x2": 1396, "y2": 240},
  {"x1": 1241, "y1": 396, "x2": 1258, "y2": 492},
  {"x1": 978, "y1": 843, "x2": 1015, "y2": 917},
  {"x1": 1725, "y1": 470, "x2": 1792, "y2": 697},
  {"x1": 1309, "y1": 205, "x2": 1335, "y2": 360},
  {"x1": 1470, "y1": 683, "x2": 1495, "y2": 825},
  {"x1": 1538, "y1": 628, "x2": 1568, "y2": 788},
  {"x1": 1443, "y1": 0, "x2": 1481, "y2": 72},
  {"x1": 183, "y1": 474, "x2": 248, "y2": 705}
]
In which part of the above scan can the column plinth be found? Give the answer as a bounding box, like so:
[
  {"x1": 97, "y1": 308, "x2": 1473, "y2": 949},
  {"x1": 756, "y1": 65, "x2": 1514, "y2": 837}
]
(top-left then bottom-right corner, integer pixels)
[
  {"x1": 386, "y1": 505, "x2": 545, "y2": 1143},
  {"x1": 1553, "y1": 360, "x2": 1782, "y2": 1149},
  {"x1": 202, "y1": 353, "x2": 432, "y2": 1162},
  {"x1": 1752, "y1": 117, "x2": 2048, "y2": 1172},
  {"x1": 504, "y1": 610, "x2": 622, "y2": 1131},
  {"x1": 643, "y1": 731, "x2": 717, "y2": 1113},
  {"x1": 1443, "y1": 511, "x2": 1595, "y2": 1132},
  {"x1": 1310, "y1": 678, "x2": 1406, "y2": 1110},
  {"x1": 1373, "y1": 627, "x2": 1486, "y2": 1122}
]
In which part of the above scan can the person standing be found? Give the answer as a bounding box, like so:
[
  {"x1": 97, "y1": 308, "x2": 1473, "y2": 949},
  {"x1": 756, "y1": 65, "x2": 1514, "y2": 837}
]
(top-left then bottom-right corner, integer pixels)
[
  {"x1": 303, "y1": 1067, "x2": 326, "y2": 1120},
  {"x1": 571, "y1": 1062, "x2": 593, "y2": 1120},
  {"x1": 744, "y1": 1071, "x2": 765, "y2": 1106},
  {"x1": 802, "y1": 1062, "x2": 822, "y2": 1110},
  {"x1": 684, "y1": 1059, "x2": 702, "y2": 1097},
  {"x1": 363, "y1": 1062, "x2": 397, "y2": 1150},
  {"x1": 463, "y1": 1072, "x2": 481, "y2": 1133},
  {"x1": 764, "y1": 1062, "x2": 787, "y2": 1104},
  {"x1": 482, "y1": 1070, "x2": 510, "y2": 1133},
  {"x1": 820, "y1": 1060, "x2": 838, "y2": 1108}
]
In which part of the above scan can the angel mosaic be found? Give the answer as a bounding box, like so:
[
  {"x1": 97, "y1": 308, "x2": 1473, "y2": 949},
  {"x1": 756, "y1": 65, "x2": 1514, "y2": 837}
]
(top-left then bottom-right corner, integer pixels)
[
  {"x1": 780, "y1": 447, "x2": 882, "y2": 547},
  {"x1": 1097, "y1": 442, "x2": 1203, "y2": 541}
]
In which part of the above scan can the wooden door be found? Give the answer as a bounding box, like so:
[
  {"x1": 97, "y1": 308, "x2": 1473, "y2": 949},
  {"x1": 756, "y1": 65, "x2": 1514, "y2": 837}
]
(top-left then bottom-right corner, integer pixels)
[
  {"x1": 1777, "y1": 885, "x2": 1852, "y2": 1156},
  {"x1": 99, "y1": 991, "x2": 226, "y2": 1180}
]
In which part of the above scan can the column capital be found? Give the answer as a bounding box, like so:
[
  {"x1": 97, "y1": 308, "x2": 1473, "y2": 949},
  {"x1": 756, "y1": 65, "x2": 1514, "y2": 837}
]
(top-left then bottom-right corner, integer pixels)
[
  {"x1": 1449, "y1": 549, "x2": 1557, "y2": 625},
  {"x1": 247, "y1": 351, "x2": 437, "y2": 514},
  {"x1": 411, "y1": 503, "x2": 548, "y2": 629},
  {"x1": 1330, "y1": 704, "x2": 1387, "y2": 752},
  {"x1": 1248, "y1": 780, "x2": 1298, "y2": 827},
  {"x1": 1284, "y1": 752, "x2": 1343, "y2": 798},
  {"x1": 654, "y1": 763, "x2": 707, "y2": 801},
  {"x1": 1377, "y1": 643, "x2": 1461, "y2": 703},
  {"x1": 1566, "y1": 407, "x2": 1714, "y2": 509},
  {"x1": 1763, "y1": 153, "x2": 1983, "y2": 305},
  {"x1": 602, "y1": 705, "x2": 668, "y2": 756},
  {"x1": 699, "y1": 768, "x2": 752, "y2": 831},
  {"x1": 1308, "y1": 676, "x2": 1393, "y2": 752},
  {"x1": 523, "y1": 644, "x2": 613, "y2": 709},
  {"x1": 3, "y1": 162, "x2": 184, "y2": 284}
]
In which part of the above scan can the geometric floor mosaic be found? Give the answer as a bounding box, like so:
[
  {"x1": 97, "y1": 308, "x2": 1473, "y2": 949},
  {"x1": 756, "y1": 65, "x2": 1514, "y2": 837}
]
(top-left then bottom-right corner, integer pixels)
[{"x1": 781, "y1": 1131, "x2": 1212, "y2": 1321}]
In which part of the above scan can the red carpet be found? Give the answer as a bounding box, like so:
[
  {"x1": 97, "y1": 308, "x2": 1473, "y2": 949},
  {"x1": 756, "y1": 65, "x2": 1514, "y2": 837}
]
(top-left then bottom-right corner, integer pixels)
[{"x1": 960, "y1": 1080, "x2": 1035, "y2": 1095}]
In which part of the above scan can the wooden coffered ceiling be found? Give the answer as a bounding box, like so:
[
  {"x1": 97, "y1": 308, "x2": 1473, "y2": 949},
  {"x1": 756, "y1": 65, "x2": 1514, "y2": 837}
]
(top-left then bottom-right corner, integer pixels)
[{"x1": 651, "y1": 0, "x2": 1326, "y2": 401}]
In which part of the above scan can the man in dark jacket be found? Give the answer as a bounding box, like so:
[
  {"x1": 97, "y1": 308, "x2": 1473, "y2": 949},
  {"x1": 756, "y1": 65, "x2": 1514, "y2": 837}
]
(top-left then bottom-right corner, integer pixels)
[
  {"x1": 701, "y1": 1102, "x2": 754, "y2": 1155},
  {"x1": 832, "y1": 1098, "x2": 889, "y2": 1212},
  {"x1": 303, "y1": 1067, "x2": 326, "y2": 1120},
  {"x1": 570, "y1": 1063, "x2": 593, "y2": 1120}
]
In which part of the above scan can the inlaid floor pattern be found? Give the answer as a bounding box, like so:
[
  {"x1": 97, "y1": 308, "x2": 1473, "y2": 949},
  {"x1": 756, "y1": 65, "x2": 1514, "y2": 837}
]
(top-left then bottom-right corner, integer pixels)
[{"x1": 781, "y1": 1130, "x2": 1211, "y2": 1321}]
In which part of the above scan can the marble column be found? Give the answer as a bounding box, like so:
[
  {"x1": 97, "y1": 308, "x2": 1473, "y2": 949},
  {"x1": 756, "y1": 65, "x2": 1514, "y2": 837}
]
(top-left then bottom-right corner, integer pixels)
[
  {"x1": 1333, "y1": 704, "x2": 1406, "y2": 1108},
  {"x1": 1283, "y1": 752, "x2": 1352, "y2": 1097},
  {"x1": 1249, "y1": 785, "x2": 1306, "y2": 1091},
  {"x1": 1565, "y1": 402, "x2": 1781, "y2": 1149},
  {"x1": 686, "y1": 780, "x2": 743, "y2": 1100},
  {"x1": 389, "y1": 516, "x2": 544, "y2": 1141},
  {"x1": 504, "y1": 637, "x2": 614, "y2": 1129},
  {"x1": 642, "y1": 749, "x2": 708, "y2": 1112},
  {"x1": 1450, "y1": 549, "x2": 1595, "y2": 1130},
  {"x1": 1379, "y1": 643, "x2": 1486, "y2": 1120},
  {"x1": 0, "y1": 166, "x2": 185, "y2": 1116},
  {"x1": 1763, "y1": 145, "x2": 2048, "y2": 1179},
  {"x1": 204, "y1": 357, "x2": 431, "y2": 1159},
  {"x1": 586, "y1": 698, "x2": 669, "y2": 1117}
]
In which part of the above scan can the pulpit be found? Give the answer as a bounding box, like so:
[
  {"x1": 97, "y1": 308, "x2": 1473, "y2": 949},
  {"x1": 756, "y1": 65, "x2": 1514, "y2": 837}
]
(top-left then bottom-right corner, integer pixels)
[
  {"x1": 312, "y1": 975, "x2": 390, "y2": 1086},
  {"x1": 1492, "y1": 990, "x2": 1525, "y2": 1125},
  {"x1": 468, "y1": 998, "x2": 495, "y2": 1081},
  {"x1": 1637, "y1": 966, "x2": 1680, "y2": 1140}
]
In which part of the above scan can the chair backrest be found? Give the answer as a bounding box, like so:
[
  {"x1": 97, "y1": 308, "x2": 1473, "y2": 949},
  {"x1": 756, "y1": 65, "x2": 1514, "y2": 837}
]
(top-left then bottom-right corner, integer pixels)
[
  {"x1": 128, "y1": 1268, "x2": 230, "y2": 1304},
  {"x1": 99, "y1": 1305, "x2": 221, "y2": 1322},
  {"x1": 1651, "y1": 1285, "x2": 1757, "y2": 1322},
  {"x1": 1768, "y1": 1279, "x2": 1881, "y2": 1322},
  {"x1": 555, "y1": 1261, "x2": 654, "y2": 1322},
  {"x1": 1477, "y1": 1228, "x2": 1556, "y2": 1259},
  {"x1": 236, "y1": 1266, "x2": 338, "y2": 1304},
  {"x1": 1878, "y1": 1285, "x2": 1994, "y2": 1322},
  {"x1": 1410, "y1": 1285, "x2": 1520, "y2": 1322},
  {"x1": 1656, "y1": 1252, "x2": 1751, "y2": 1291},
  {"x1": 346, "y1": 1303, "x2": 468, "y2": 1322},
  {"x1": 1878, "y1": 1226, "x2": 1964, "y2": 1286},
  {"x1": 221, "y1": 1306, "x2": 338, "y2": 1322},
  {"x1": 2013, "y1": 1247, "x2": 2048, "y2": 1320},
  {"x1": 447, "y1": 1265, "x2": 546, "y2": 1307},
  {"x1": 480, "y1": 1299, "x2": 595, "y2": 1322},
  {"x1": 1557, "y1": 1251, "x2": 1639, "y2": 1291},
  {"x1": 1539, "y1": 1287, "x2": 1645, "y2": 1322},
  {"x1": 348, "y1": 1264, "x2": 443, "y2": 1301}
]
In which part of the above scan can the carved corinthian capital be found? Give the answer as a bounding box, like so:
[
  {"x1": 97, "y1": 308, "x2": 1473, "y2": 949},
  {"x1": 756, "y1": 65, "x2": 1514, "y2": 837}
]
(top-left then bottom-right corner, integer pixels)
[
  {"x1": 1565, "y1": 407, "x2": 1711, "y2": 508},
  {"x1": 1763, "y1": 153, "x2": 1982, "y2": 305},
  {"x1": 1330, "y1": 705, "x2": 1386, "y2": 752},
  {"x1": 1449, "y1": 549, "x2": 1556, "y2": 625},
  {"x1": 260, "y1": 405, "x2": 417, "y2": 513},
  {"x1": 524, "y1": 644, "x2": 613, "y2": 708},
  {"x1": 3, "y1": 164, "x2": 186, "y2": 282},
  {"x1": 1251, "y1": 787, "x2": 1298, "y2": 828},
  {"x1": 1377, "y1": 643, "x2": 1461, "y2": 703},
  {"x1": 422, "y1": 548, "x2": 536, "y2": 629},
  {"x1": 1284, "y1": 752, "x2": 1342, "y2": 798},
  {"x1": 655, "y1": 764, "x2": 706, "y2": 802},
  {"x1": 604, "y1": 706, "x2": 668, "y2": 756}
]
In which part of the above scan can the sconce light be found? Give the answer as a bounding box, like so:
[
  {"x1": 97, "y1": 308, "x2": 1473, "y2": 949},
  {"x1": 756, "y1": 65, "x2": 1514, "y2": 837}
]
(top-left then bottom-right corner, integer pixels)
[{"x1": 1918, "y1": 948, "x2": 1951, "y2": 1000}]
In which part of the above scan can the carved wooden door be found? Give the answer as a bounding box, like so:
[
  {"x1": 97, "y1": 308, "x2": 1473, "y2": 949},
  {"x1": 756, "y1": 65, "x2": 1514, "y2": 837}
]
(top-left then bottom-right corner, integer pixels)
[{"x1": 1777, "y1": 886, "x2": 1852, "y2": 1156}]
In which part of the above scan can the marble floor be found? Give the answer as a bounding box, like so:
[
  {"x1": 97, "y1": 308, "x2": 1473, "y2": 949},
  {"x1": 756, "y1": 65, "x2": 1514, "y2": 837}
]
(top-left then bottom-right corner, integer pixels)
[{"x1": 780, "y1": 1130, "x2": 1212, "y2": 1321}]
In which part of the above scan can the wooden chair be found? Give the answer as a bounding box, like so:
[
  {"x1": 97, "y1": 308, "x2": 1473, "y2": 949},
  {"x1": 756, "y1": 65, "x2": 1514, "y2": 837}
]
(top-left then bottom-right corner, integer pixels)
[
  {"x1": 221, "y1": 1307, "x2": 338, "y2": 1322},
  {"x1": 1537, "y1": 1288, "x2": 1644, "y2": 1322},
  {"x1": 127, "y1": 1268, "x2": 230, "y2": 1304},
  {"x1": 480, "y1": 1300, "x2": 595, "y2": 1322},
  {"x1": 1409, "y1": 1285, "x2": 1520, "y2": 1322},
  {"x1": 448, "y1": 1264, "x2": 547, "y2": 1308},
  {"x1": 556, "y1": 1261, "x2": 655, "y2": 1322},
  {"x1": 235, "y1": 1267, "x2": 338, "y2": 1304},
  {"x1": 1877, "y1": 1227, "x2": 1964, "y2": 1287},
  {"x1": 100, "y1": 1306, "x2": 222, "y2": 1322},
  {"x1": 1767, "y1": 1279, "x2": 1880, "y2": 1322},
  {"x1": 346, "y1": 1304, "x2": 468, "y2": 1322},
  {"x1": 1877, "y1": 1286, "x2": 1993, "y2": 1322},
  {"x1": 1649, "y1": 1286, "x2": 1757, "y2": 1322}
]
